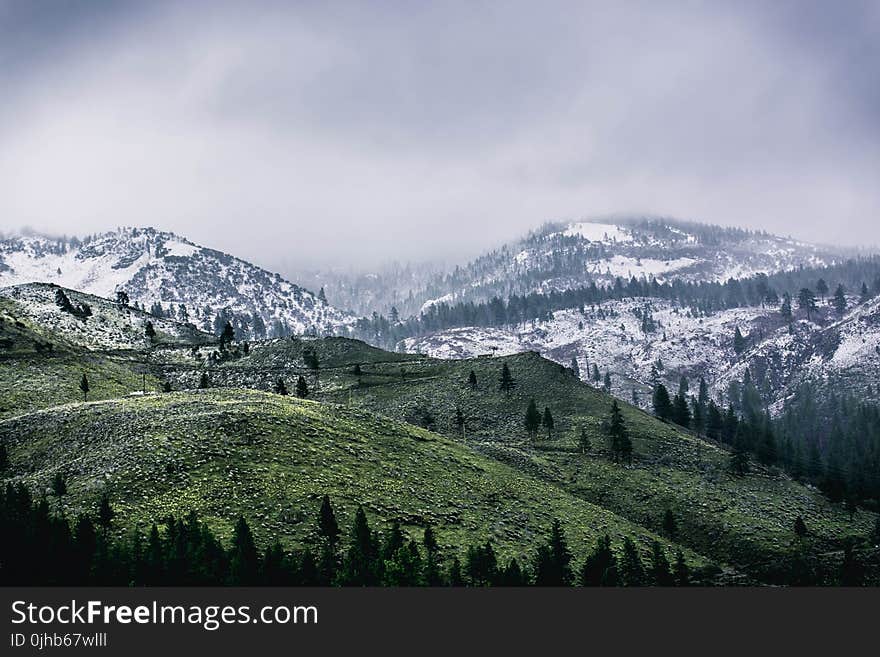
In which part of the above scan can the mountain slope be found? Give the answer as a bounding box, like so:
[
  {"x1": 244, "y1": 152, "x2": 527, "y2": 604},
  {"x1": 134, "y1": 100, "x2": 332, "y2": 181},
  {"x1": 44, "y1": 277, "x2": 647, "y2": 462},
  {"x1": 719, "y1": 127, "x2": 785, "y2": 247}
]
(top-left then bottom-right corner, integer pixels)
[
  {"x1": 0, "y1": 389, "x2": 706, "y2": 574},
  {"x1": 0, "y1": 228, "x2": 356, "y2": 339}
]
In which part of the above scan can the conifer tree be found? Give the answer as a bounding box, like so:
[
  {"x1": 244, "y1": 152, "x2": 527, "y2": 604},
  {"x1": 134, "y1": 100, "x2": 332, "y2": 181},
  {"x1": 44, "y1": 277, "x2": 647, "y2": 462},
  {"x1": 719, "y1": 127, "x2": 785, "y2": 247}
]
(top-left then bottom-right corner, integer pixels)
[
  {"x1": 569, "y1": 356, "x2": 580, "y2": 379},
  {"x1": 578, "y1": 427, "x2": 591, "y2": 454},
  {"x1": 834, "y1": 284, "x2": 847, "y2": 315},
  {"x1": 229, "y1": 516, "x2": 259, "y2": 585},
  {"x1": 673, "y1": 550, "x2": 690, "y2": 586},
  {"x1": 198, "y1": 372, "x2": 210, "y2": 389},
  {"x1": 448, "y1": 557, "x2": 464, "y2": 587},
  {"x1": 592, "y1": 363, "x2": 601, "y2": 383},
  {"x1": 603, "y1": 371, "x2": 612, "y2": 391},
  {"x1": 468, "y1": 370, "x2": 477, "y2": 390},
  {"x1": 219, "y1": 321, "x2": 235, "y2": 349},
  {"x1": 794, "y1": 515, "x2": 808, "y2": 537},
  {"x1": 318, "y1": 495, "x2": 340, "y2": 554},
  {"x1": 52, "y1": 472, "x2": 67, "y2": 497},
  {"x1": 816, "y1": 278, "x2": 828, "y2": 301},
  {"x1": 145, "y1": 321, "x2": 156, "y2": 342},
  {"x1": 542, "y1": 407, "x2": 555, "y2": 439},
  {"x1": 295, "y1": 375, "x2": 309, "y2": 398},
  {"x1": 274, "y1": 378, "x2": 288, "y2": 396},
  {"x1": 652, "y1": 383, "x2": 672, "y2": 421},
  {"x1": 524, "y1": 399, "x2": 541, "y2": 439},
  {"x1": 733, "y1": 326, "x2": 747, "y2": 354},
  {"x1": 780, "y1": 292, "x2": 793, "y2": 321},
  {"x1": 649, "y1": 541, "x2": 675, "y2": 586},
  {"x1": 532, "y1": 519, "x2": 573, "y2": 586},
  {"x1": 607, "y1": 400, "x2": 632, "y2": 463},
  {"x1": 0, "y1": 442, "x2": 8, "y2": 473},
  {"x1": 340, "y1": 506, "x2": 379, "y2": 586},
  {"x1": 662, "y1": 509, "x2": 677, "y2": 538},
  {"x1": 454, "y1": 407, "x2": 465, "y2": 437},
  {"x1": 98, "y1": 493, "x2": 115, "y2": 532},
  {"x1": 619, "y1": 537, "x2": 645, "y2": 586},
  {"x1": 798, "y1": 288, "x2": 817, "y2": 320},
  {"x1": 499, "y1": 363, "x2": 516, "y2": 396},
  {"x1": 579, "y1": 534, "x2": 618, "y2": 586},
  {"x1": 79, "y1": 373, "x2": 90, "y2": 401}
]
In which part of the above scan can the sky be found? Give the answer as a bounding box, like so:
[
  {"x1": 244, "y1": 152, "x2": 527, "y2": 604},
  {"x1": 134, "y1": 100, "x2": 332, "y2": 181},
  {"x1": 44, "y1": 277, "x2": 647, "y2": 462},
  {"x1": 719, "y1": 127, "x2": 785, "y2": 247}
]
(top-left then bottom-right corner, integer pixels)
[{"x1": 0, "y1": 0, "x2": 878, "y2": 272}]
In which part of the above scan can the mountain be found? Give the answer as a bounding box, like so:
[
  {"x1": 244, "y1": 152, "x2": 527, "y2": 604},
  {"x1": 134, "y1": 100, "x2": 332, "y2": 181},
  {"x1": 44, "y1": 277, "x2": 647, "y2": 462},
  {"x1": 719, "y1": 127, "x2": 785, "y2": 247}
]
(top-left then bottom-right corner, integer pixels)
[
  {"x1": 327, "y1": 216, "x2": 850, "y2": 318},
  {"x1": 0, "y1": 227, "x2": 356, "y2": 339},
  {"x1": 2, "y1": 286, "x2": 874, "y2": 584}
]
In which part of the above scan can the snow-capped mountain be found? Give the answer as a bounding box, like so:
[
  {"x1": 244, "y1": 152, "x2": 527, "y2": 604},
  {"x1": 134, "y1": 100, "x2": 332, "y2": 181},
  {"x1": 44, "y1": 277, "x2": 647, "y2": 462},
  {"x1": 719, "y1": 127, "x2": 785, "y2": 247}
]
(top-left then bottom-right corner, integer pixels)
[
  {"x1": 0, "y1": 227, "x2": 356, "y2": 339},
  {"x1": 407, "y1": 217, "x2": 847, "y2": 315},
  {"x1": 403, "y1": 293, "x2": 880, "y2": 410}
]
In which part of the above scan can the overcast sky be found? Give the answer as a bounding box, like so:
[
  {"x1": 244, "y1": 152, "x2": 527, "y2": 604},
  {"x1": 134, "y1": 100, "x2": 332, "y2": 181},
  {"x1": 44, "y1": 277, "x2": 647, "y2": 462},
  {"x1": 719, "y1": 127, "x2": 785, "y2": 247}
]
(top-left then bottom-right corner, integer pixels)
[{"x1": 1, "y1": 0, "x2": 878, "y2": 271}]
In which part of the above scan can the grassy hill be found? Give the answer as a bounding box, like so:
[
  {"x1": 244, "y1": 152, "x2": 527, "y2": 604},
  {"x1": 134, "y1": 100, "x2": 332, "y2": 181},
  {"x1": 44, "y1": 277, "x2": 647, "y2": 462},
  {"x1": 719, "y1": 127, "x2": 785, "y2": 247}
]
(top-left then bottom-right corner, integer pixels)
[
  {"x1": 1, "y1": 284, "x2": 876, "y2": 584},
  {"x1": 0, "y1": 389, "x2": 706, "y2": 575}
]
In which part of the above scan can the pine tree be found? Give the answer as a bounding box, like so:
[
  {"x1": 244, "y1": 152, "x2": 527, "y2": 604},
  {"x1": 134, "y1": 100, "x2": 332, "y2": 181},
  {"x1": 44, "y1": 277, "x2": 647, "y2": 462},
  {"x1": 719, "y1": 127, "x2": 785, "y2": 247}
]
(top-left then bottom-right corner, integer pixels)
[
  {"x1": 219, "y1": 321, "x2": 235, "y2": 349},
  {"x1": 499, "y1": 363, "x2": 516, "y2": 396},
  {"x1": 532, "y1": 519, "x2": 573, "y2": 586},
  {"x1": 860, "y1": 282, "x2": 870, "y2": 303},
  {"x1": 274, "y1": 378, "x2": 288, "y2": 395},
  {"x1": 303, "y1": 350, "x2": 320, "y2": 389},
  {"x1": 834, "y1": 284, "x2": 847, "y2": 315},
  {"x1": 672, "y1": 393, "x2": 691, "y2": 428},
  {"x1": 816, "y1": 278, "x2": 828, "y2": 302},
  {"x1": 352, "y1": 364, "x2": 363, "y2": 386},
  {"x1": 569, "y1": 356, "x2": 580, "y2": 379},
  {"x1": 229, "y1": 516, "x2": 259, "y2": 585},
  {"x1": 780, "y1": 292, "x2": 793, "y2": 321},
  {"x1": 578, "y1": 427, "x2": 591, "y2": 454},
  {"x1": 798, "y1": 288, "x2": 817, "y2": 320},
  {"x1": 98, "y1": 493, "x2": 114, "y2": 532},
  {"x1": 619, "y1": 537, "x2": 645, "y2": 586},
  {"x1": 448, "y1": 558, "x2": 464, "y2": 586},
  {"x1": 295, "y1": 375, "x2": 309, "y2": 398},
  {"x1": 733, "y1": 326, "x2": 747, "y2": 354},
  {"x1": 198, "y1": 372, "x2": 210, "y2": 389},
  {"x1": 468, "y1": 370, "x2": 477, "y2": 390},
  {"x1": 318, "y1": 495, "x2": 340, "y2": 554},
  {"x1": 0, "y1": 442, "x2": 8, "y2": 472},
  {"x1": 673, "y1": 550, "x2": 690, "y2": 586},
  {"x1": 145, "y1": 321, "x2": 156, "y2": 342},
  {"x1": 649, "y1": 541, "x2": 674, "y2": 586},
  {"x1": 542, "y1": 407, "x2": 555, "y2": 439},
  {"x1": 794, "y1": 515, "x2": 808, "y2": 537},
  {"x1": 603, "y1": 371, "x2": 612, "y2": 392},
  {"x1": 607, "y1": 400, "x2": 632, "y2": 463},
  {"x1": 592, "y1": 364, "x2": 601, "y2": 383},
  {"x1": 524, "y1": 399, "x2": 541, "y2": 439},
  {"x1": 52, "y1": 472, "x2": 67, "y2": 497},
  {"x1": 729, "y1": 436, "x2": 750, "y2": 477},
  {"x1": 652, "y1": 383, "x2": 672, "y2": 421},
  {"x1": 662, "y1": 509, "x2": 677, "y2": 538},
  {"x1": 706, "y1": 400, "x2": 723, "y2": 441},
  {"x1": 340, "y1": 506, "x2": 379, "y2": 586},
  {"x1": 579, "y1": 534, "x2": 618, "y2": 586},
  {"x1": 79, "y1": 373, "x2": 90, "y2": 402}
]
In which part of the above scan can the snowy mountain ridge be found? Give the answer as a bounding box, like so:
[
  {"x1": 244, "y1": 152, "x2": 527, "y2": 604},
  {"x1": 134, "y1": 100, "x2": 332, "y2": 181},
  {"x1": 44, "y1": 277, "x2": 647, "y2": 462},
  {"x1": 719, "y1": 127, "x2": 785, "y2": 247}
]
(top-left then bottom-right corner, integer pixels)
[{"x1": 0, "y1": 227, "x2": 356, "y2": 339}]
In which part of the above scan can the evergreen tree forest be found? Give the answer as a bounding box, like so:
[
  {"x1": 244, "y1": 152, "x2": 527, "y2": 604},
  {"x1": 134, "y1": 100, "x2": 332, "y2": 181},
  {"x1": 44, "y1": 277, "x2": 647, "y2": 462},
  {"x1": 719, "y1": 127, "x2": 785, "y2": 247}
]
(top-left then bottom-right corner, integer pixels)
[{"x1": 0, "y1": 484, "x2": 706, "y2": 587}]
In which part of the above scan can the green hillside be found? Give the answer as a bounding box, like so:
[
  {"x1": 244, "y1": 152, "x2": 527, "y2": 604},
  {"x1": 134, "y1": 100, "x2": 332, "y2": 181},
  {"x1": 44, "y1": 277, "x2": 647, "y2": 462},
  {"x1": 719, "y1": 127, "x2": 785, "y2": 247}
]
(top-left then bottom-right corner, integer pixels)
[{"x1": 0, "y1": 389, "x2": 704, "y2": 574}]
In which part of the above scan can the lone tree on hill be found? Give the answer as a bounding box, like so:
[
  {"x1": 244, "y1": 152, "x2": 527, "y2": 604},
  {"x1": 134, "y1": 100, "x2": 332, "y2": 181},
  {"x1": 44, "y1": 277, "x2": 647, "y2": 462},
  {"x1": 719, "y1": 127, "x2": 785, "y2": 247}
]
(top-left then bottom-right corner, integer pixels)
[
  {"x1": 352, "y1": 364, "x2": 363, "y2": 386},
  {"x1": 198, "y1": 372, "x2": 210, "y2": 389},
  {"x1": 794, "y1": 515, "x2": 808, "y2": 537},
  {"x1": 274, "y1": 378, "x2": 288, "y2": 395},
  {"x1": 569, "y1": 356, "x2": 580, "y2": 379},
  {"x1": 145, "y1": 321, "x2": 156, "y2": 343},
  {"x1": 499, "y1": 363, "x2": 516, "y2": 396},
  {"x1": 607, "y1": 400, "x2": 632, "y2": 463},
  {"x1": 542, "y1": 407, "x2": 555, "y2": 439},
  {"x1": 304, "y1": 349, "x2": 320, "y2": 389},
  {"x1": 79, "y1": 373, "x2": 90, "y2": 401},
  {"x1": 524, "y1": 399, "x2": 541, "y2": 439},
  {"x1": 295, "y1": 375, "x2": 310, "y2": 398},
  {"x1": 468, "y1": 370, "x2": 478, "y2": 389},
  {"x1": 116, "y1": 290, "x2": 129, "y2": 306}
]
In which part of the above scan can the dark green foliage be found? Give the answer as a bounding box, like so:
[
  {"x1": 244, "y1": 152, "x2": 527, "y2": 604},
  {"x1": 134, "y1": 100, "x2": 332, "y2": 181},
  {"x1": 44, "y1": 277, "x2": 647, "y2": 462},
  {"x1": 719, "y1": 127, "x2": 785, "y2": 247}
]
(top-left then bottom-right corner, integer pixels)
[
  {"x1": 532, "y1": 519, "x2": 573, "y2": 586},
  {"x1": 834, "y1": 284, "x2": 847, "y2": 315},
  {"x1": 577, "y1": 426, "x2": 591, "y2": 454},
  {"x1": 797, "y1": 287, "x2": 817, "y2": 320},
  {"x1": 652, "y1": 383, "x2": 672, "y2": 421},
  {"x1": 0, "y1": 442, "x2": 8, "y2": 472},
  {"x1": 52, "y1": 472, "x2": 67, "y2": 497},
  {"x1": 662, "y1": 509, "x2": 677, "y2": 538},
  {"x1": 145, "y1": 321, "x2": 156, "y2": 342},
  {"x1": 98, "y1": 493, "x2": 114, "y2": 531},
  {"x1": 229, "y1": 516, "x2": 260, "y2": 585},
  {"x1": 671, "y1": 392, "x2": 691, "y2": 428},
  {"x1": 198, "y1": 372, "x2": 210, "y2": 389},
  {"x1": 606, "y1": 400, "x2": 632, "y2": 463},
  {"x1": 794, "y1": 515, "x2": 808, "y2": 537},
  {"x1": 579, "y1": 534, "x2": 619, "y2": 586},
  {"x1": 219, "y1": 321, "x2": 235, "y2": 349},
  {"x1": 274, "y1": 378, "x2": 288, "y2": 396},
  {"x1": 79, "y1": 373, "x2": 90, "y2": 401},
  {"x1": 318, "y1": 494, "x2": 340, "y2": 552},
  {"x1": 524, "y1": 399, "x2": 541, "y2": 439},
  {"x1": 295, "y1": 375, "x2": 309, "y2": 398},
  {"x1": 499, "y1": 362, "x2": 516, "y2": 396},
  {"x1": 542, "y1": 406, "x2": 555, "y2": 439},
  {"x1": 649, "y1": 541, "x2": 675, "y2": 586},
  {"x1": 733, "y1": 326, "x2": 747, "y2": 354},
  {"x1": 673, "y1": 550, "x2": 690, "y2": 586},
  {"x1": 467, "y1": 370, "x2": 477, "y2": 389},
  {"x1": 619, "y1": 537, "x2": 645, "y2": 586}
]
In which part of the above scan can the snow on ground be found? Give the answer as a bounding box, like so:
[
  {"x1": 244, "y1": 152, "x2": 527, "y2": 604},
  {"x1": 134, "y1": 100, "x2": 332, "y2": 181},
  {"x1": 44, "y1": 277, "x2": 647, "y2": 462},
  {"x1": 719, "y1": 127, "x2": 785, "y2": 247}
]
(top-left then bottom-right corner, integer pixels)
[
  {"x1": 589, "y1": 255, "x2": 699, "y2": 280},
  {"x1": 561, "y1": 222, "x2": 632, "y2": 243},
  {"x1": 420, "y1": 293, "x2": 455, "y2": 315}
]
